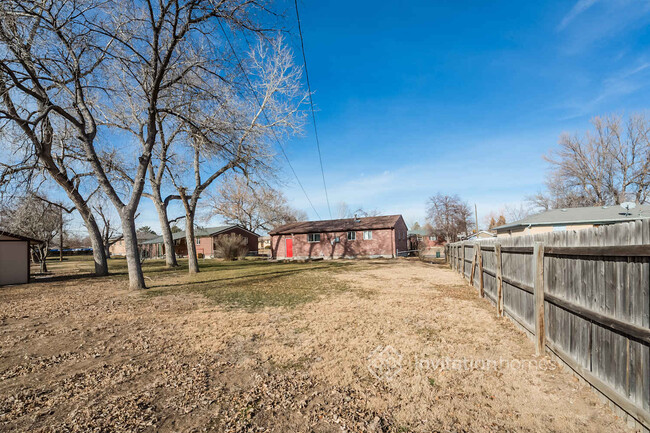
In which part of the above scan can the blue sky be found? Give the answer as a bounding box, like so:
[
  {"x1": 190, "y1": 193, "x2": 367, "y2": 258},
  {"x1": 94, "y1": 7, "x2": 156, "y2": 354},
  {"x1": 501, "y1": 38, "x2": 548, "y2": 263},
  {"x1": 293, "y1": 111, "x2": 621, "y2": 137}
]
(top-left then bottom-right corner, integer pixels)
[
  {"x1": 252, "y1": 0, "x2": 650, "y2": 228},
  {"x1": 116, "y1": 0, "x2": 650, "y2": 234}
]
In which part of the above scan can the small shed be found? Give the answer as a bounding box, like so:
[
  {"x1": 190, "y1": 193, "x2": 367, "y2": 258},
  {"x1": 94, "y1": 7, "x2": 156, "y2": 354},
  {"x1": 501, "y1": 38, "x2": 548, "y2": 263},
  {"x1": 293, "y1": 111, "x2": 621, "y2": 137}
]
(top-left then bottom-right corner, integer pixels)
[{"x1": 0, "y1": 231, "x2": 39, "y2": 285}]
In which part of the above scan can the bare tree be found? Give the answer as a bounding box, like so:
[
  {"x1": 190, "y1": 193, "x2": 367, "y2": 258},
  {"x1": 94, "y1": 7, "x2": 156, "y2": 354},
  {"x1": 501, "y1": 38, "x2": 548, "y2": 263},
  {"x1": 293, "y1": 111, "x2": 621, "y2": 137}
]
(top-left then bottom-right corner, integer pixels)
[
  {"x1": 0, "y1": 2, "x2": 109, "y2": 275},
  {"x1": 0, "y1": 0, "x2": 275, "y2": 288},
  {"x1": 167, "y1": 35, "x2": 306, "y2": 274},
  {"x1": 92, "y1": 198, "x2": 119, "y2": 258},
  {"x1": 204, "y1": 174, "x2": 305, "y2": 233},
  {"x1": 533, "y1": 114, "x2": 650, "y2": 210},
  {"x1": 426, "y1": 193, "x2": 474, "y2": 242},
  {"x1": 1, "y1": 195, "x2": 62, "y2": 273},
  {"x1": 502, "y1": 203, "x2": 532, "y2": 223},
  {"x1": 335, "y1": 201, "x2": 381, "y2": 219}
]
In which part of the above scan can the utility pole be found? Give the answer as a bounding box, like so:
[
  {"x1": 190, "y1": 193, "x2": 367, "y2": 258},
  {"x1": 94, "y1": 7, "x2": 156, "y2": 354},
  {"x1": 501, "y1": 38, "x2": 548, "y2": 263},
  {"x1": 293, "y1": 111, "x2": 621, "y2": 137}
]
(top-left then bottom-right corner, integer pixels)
[
  {"x1": 59, "y1": 208, "x2": 63, "y2": 262},
  {"x1": 474, "y1": 203, "x2": 479, "y2": 235}
]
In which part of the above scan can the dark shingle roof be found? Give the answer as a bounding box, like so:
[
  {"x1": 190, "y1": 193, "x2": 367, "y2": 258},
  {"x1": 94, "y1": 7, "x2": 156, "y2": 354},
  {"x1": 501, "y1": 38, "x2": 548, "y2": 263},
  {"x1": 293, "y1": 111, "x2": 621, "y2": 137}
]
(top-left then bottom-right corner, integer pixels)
[
  {"x1": 141, "y1": 225, "x2": 257, "y2": 244},
  {"x1": 0, "y1": 230, "x2": 42, "y2": 243},
  {"x1": 137, "y1": 232, "x2": 160, "y2": 241},
  {"x1": 494, "y1": 204, "x2": 650, "y2": 231},
  {"x1": 269, "y1": 215, "x2": 404, "y2": 235}
]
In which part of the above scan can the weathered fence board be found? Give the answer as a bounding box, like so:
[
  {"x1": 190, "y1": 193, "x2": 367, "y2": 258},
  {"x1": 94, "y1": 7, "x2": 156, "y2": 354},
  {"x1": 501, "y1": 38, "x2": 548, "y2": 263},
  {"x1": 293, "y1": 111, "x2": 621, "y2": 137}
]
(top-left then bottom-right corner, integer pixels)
[{"x1": 447, "y1": 220, "x2": 650, "y2": 429}]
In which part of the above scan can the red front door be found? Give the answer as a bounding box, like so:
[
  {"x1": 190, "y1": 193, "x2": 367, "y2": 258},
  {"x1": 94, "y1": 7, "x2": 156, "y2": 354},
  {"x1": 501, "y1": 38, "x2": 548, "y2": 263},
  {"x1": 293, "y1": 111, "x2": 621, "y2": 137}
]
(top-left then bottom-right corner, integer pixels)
[{"x1": 286, "y1": 238, "x2": 293, "y2": 258}]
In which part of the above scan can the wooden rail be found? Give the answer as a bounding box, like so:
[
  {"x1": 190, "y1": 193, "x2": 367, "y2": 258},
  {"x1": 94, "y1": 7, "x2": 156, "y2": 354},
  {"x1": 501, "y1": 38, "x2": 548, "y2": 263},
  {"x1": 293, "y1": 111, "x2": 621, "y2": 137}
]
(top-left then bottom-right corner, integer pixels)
[{"x1": 446, "y1": 223, "x2": 650, "y2": 430}]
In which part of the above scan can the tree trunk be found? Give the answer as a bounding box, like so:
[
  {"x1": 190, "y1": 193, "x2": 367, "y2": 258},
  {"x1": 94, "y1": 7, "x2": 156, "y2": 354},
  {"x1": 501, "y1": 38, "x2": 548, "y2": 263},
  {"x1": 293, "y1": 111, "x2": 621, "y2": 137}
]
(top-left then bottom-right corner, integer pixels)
[
  {"x1": 121, "y1": 215, "x2": 147, "y2": 289},
  {"x1": 82, "y1": 212, "x2": 109, "y2": 276},
  {"x1": 185, "y1": 211, "x2": 199, "y2": 274},
  {"x1": 43, "y1": 162, "x2": 109, "y2": 276},
  {"x1": 152, "y1": 195, "x2": 178, "y2": 267},
  {"x1": 38, "y1": 246, "x2": 48, "y2": 273}
]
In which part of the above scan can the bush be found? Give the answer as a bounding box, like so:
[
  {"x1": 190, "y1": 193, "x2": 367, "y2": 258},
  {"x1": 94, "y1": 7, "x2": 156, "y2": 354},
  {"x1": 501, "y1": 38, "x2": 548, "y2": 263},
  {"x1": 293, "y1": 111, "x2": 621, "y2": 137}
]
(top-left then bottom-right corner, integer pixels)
[
  {"x1": 417, "y1": 241, "x2": 428, "y2": 261},
  {"x1": 214, "y1": 233, "x2": 248, "y2": 260}
]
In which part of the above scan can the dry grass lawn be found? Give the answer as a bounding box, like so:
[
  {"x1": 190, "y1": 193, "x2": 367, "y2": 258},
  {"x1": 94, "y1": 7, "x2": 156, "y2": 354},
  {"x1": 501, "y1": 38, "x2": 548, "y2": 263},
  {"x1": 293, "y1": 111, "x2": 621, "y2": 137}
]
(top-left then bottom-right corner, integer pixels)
[{"x1": 0, "y1": 257, "x2": 631, "y2": 432}]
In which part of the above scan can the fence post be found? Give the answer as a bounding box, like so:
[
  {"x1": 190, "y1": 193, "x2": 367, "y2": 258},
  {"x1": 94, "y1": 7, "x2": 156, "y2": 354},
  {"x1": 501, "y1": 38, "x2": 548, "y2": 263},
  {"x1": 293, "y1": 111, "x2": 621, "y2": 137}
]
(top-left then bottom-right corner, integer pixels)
[
  {"x1": 461, "y1": 242, "x2": 466, "y2": 279},
  {"x1": 470, "y1": 243, "x2": 477, "y2": 285},
  {"x1": 478, "y1": 244, "x2": 484, "y2": 297},
  {"x1": 495, "y1": 243, "x2": 503, "y2": 316},
  {"x1": 454, "y1": 245, "x2": 458, "y2": 272},
  {"x1": 533, "y1": 241, "x2": 545, "y2": 355}
]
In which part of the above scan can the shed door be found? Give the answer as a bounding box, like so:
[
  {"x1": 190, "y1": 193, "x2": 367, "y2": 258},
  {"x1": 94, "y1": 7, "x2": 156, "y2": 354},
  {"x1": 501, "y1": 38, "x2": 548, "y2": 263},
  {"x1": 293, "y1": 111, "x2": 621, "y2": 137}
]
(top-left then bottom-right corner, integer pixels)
[
  {"x1": 0, "y1": 241, "x2": 29, "y2": 285},
  {"x1": 286, "y1": 238, "x2": 293, "y2": 258}
]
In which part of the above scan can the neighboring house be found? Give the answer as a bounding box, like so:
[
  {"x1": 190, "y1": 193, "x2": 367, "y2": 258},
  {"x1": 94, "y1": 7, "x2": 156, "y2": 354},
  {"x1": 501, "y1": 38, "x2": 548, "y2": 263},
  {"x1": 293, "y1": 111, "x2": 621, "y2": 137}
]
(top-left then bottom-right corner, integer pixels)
[
  {"x1": 0, "y1": 231, "x2": 40, "y2": 285},
  {"x1": 258, "y1": 236, "x2": 271, "y2": 252},
  {"x1": 465, "y1": 230, "x2": 496, "y2": 241},
  {"x1": 109, "y1": 232, "x2": 159, "y2": 256},
  {"x1": 269, "y1": 215, "x2": 408, "y2": 260},
  {"x1": 141, "y1": 225, "x2": 259, "y2": 258},
  {"x1": 407, "y1": 229, "x2": 443, "y2": 249},
  {"x1": 494, "y1": 204, "x2": 650, "y2": 237},
  {"x1": 407, "y1": 229, "x2": 446, "y2": 258}
]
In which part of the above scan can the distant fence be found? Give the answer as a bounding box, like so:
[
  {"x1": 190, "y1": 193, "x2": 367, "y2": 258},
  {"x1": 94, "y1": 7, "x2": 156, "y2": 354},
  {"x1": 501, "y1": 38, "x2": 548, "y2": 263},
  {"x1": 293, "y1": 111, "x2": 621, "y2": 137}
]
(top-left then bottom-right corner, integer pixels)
[{"x1": 446, "y1": 220, "x2": 650, "y2": 430}]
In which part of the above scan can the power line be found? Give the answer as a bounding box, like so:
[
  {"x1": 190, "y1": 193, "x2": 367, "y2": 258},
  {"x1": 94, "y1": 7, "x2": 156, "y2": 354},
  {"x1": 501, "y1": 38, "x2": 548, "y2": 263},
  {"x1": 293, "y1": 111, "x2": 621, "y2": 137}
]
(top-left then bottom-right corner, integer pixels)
[
  {"x1": 217, "y1": 20, "x2": 322, "y2": 220},
  {"x1": 293, "y1": 0, "x2": 332, "y2": 219}
]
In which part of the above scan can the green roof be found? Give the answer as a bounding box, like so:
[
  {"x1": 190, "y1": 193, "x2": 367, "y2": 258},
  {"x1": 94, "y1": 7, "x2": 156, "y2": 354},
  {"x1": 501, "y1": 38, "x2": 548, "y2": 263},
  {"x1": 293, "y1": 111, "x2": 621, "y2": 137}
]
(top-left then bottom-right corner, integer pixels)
[
  {"x1": 141, "y1": 225, "x2": 255, "y2": 244},
  {"x1": 495, "y1": 205, "x2": 650, "y2": 231}
]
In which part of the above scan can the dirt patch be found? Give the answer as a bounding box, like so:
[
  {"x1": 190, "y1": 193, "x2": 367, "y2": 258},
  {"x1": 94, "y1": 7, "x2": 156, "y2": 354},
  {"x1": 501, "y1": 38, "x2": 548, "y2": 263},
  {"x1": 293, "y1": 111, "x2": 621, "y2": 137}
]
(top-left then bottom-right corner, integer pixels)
[{"x1": 0, "y1": 258, "x2": 630, "y2": 432}]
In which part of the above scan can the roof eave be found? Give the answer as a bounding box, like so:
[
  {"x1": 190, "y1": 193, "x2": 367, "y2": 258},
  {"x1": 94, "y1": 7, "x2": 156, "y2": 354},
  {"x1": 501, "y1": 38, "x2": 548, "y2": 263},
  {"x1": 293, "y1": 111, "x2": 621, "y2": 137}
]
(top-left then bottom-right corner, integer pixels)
[
  {"x1": 270, "y1": 225, "x2": 397, "y2": 236},
  {"x1": 494, "y1": 215, "x2": 650, "y2": 231}
]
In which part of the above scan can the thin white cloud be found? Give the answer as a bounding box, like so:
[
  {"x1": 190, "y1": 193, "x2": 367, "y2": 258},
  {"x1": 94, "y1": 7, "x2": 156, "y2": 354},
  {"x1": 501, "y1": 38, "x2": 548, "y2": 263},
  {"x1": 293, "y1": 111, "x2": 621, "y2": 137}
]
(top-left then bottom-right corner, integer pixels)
[
  {"x1": 285, "y1": 147, "x2": 546, "y2": 222},
  {"x1": 557, "y1": 60, "x2": 650, "y2": 119},
  {"x1": 558, "y1": 0, "x2": 599, "y2": 30}
]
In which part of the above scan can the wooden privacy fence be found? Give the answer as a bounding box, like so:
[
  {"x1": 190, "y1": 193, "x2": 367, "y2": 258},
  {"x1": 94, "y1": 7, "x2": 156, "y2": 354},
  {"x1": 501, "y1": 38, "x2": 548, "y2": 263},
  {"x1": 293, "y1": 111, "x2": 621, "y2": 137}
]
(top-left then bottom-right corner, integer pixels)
[{"x1": 446, "y1": 220, "x2": 650, "y2": 430}]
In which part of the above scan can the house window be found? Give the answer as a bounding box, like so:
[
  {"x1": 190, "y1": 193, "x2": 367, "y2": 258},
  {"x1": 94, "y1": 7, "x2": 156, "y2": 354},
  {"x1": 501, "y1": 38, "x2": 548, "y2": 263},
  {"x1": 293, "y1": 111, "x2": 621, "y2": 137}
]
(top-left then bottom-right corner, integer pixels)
[
  {"x1": 363, "y1": 230, "x2": 372, "y2": 240},
  {"x1": 429, "y1": 236, "x2": 435, "y2": 241},
  {"x1": 196, "y1": 238, "x2": 201, "y2": 245},
  {"x1": 307, "y1": 233, "x2": 321, "y2": 243},
  {"x1": 347, "y1": 231, "x2": 356, "y2": 240}
]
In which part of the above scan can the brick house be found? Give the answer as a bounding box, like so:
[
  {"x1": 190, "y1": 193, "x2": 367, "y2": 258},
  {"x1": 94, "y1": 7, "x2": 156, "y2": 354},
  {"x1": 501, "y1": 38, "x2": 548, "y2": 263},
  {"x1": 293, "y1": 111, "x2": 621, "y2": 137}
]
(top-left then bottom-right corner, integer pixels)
[
  {"x1": 407, "y1": 229, "x2": 446, "y2": 258},
  {"x1": 140, "y1": 225, "x2": 259, "y2": 258},
  {"x1": 269, "y1": 215, "x2": 408, "y2": 260},
  {"x1": 109, "y1": 232, "x2": 159, "y2": 256}
]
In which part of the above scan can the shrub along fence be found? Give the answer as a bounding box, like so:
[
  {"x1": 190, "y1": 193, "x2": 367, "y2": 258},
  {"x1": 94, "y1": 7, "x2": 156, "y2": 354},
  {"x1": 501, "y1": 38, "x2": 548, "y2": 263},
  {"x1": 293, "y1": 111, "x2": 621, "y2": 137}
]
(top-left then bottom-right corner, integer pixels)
[{"x1": 446, "y1": 220, "x2": 650, "y2": 431}]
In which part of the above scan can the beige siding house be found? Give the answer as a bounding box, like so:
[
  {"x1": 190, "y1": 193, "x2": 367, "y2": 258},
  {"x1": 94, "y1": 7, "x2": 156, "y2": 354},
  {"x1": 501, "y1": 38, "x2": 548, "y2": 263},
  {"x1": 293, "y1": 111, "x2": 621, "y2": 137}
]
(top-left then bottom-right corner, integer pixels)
[{"x1": 494, "y1": 205, "x2": 650, "y2": 237}]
